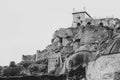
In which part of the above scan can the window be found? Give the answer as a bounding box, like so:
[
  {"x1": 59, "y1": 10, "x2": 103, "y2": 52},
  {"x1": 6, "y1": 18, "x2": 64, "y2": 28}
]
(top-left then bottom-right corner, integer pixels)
[
  {"x1": 77, "y1": 16, "x2": 81, "y2": 19},
  {"x1": 75, "y1": 39, "x2": 80, "y2": 42},
  {"x1": 77, "y1": 23, "x2": 81, "y2": 26},
  {"x1": 56, "y1": 60, "x2": 58, "y2": 62},
  {"x1": 99, "y1": 22, "x2": 104, "y2": 26},
  {"x1": 87, "y1": 22, "x2": 91, "y2": 25}
]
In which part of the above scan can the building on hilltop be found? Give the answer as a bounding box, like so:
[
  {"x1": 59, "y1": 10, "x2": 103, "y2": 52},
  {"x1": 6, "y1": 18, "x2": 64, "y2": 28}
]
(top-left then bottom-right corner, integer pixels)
[{"x1": 72, "y1": 10, "x2": 93, "y2": 27}]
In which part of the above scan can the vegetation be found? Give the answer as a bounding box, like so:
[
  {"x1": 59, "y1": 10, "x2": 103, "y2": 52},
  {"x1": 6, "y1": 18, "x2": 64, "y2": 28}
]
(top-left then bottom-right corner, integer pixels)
[{"x1": 2, "y1": 61, "x2": 23, "y2": 76}]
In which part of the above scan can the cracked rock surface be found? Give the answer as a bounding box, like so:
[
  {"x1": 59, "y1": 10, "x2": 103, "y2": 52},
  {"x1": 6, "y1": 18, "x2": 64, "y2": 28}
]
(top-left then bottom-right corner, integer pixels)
[{"x1": 86, "y1": 54, "x2": 120, "y2": 80}]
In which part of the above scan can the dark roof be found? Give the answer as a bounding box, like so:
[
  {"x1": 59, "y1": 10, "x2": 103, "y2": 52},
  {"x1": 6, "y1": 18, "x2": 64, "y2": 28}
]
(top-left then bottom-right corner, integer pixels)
[{"x1": 72, "y1": 11, "x2": 93, "y2": 19}]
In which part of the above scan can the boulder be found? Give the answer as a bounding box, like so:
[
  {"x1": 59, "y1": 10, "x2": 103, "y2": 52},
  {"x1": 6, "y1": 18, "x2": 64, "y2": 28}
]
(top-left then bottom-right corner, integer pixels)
[
  {"x1": 52, "y1": 37, "x2": 61, "y2": 43},
  {"x1": 62, "y1": 38, "x2": 72, "y2": 47},
  {"x1": 73, "y1": 42, "x2": 80, "y2": 51},
  {"x1": 86, "y1": 53, "x2": 120, "y2": 80},
  {"x1": 60, "y1": 46, "x2": 73, "y2": 57},
  {"x1": 53, "y1": 28, "x2": 73, "y2": 38},
  {"x1": 73, "y1": 28, "x2": 84, "y2": 42}
]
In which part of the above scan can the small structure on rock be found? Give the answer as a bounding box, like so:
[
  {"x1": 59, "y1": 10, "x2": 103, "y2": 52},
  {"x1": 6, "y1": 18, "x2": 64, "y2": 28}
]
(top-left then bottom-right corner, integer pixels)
[{"x1": 72, "y1": 10, "x2": 93, "y2": 27}]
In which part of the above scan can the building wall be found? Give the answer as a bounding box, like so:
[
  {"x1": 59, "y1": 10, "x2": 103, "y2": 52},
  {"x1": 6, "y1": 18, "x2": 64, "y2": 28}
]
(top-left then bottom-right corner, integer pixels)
[
  {"x1": 72, "y1": 12, "x2": 92, "y2": 27},
  {"x1": 81, "y1": 18, "x2": 120, "y2": 28},
  {"x1": 73, "y1": 13, "x2": 85, "y2": 23},
  {"x1": 22, "y1": 54, "x2": 36, "y2": 62},
  {"x1": 48, "y1": 53, "x2": 62, "y2": 73},
  {"x1": 35, "y1": 50, "x2": 42, "y2": 61},
  {"x1": 35, "y1": 49, "x2": 49, "y2": 61},
  {"x1": 72, "y1": 12, "x2": 120, "y2": 28}
]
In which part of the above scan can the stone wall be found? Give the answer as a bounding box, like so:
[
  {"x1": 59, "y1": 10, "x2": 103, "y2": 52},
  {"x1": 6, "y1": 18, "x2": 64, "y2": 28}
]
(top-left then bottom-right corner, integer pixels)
[{"x1": 22, "y1": 54, "x2": 36, "y2": 62}]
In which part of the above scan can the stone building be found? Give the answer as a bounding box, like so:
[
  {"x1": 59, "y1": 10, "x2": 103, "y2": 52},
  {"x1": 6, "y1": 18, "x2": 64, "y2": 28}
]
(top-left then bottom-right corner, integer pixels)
[
  {"x1": 48, "y1": 52, "x2": 62, "y2": 73},
  {"x1": 35, "y1": 50, "x2": 42, "y2": 61},
  {"x1": 72, "y1": 11, "x2": 93, "y2": 27}
]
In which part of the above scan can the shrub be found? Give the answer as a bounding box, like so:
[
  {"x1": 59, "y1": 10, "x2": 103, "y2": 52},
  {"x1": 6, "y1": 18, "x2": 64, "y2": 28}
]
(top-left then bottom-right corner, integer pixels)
[
  {"x1": 2, "y1": 66, "x2": 23, "y2": 76},
  {"x1": 18, "y1": 61, "x2": 34, "y2": 69}
]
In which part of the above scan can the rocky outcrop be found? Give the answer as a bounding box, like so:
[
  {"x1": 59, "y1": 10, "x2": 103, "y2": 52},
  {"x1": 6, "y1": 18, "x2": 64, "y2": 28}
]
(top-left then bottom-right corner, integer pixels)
[
  {"x1": 86, "y1": 53, "x2": 120, "y2": 80},
  {"x1": 53, "y1": 28, "x2": 74, "y2": 38}
]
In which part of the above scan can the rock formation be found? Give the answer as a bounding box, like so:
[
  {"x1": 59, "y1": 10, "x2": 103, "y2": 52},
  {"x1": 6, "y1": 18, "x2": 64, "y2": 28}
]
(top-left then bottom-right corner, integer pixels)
[
  {"x1": 86, "y1": 53, "x2": 120, "y2": 80},
  {"x1": 21, "y1": 11, "x2": 120, "y2": 80}
]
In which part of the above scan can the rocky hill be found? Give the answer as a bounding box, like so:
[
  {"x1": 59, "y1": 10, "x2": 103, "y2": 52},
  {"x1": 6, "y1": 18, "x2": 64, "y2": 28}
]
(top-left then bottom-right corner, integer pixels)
[{"x1": 21, "y1": 11, "x2": 120, "y2": 80}]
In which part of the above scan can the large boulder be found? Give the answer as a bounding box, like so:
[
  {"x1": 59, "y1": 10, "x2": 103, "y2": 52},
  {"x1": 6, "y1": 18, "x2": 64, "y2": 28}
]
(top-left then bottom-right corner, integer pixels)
[
  {"x1": 53, "y1": 28, "x2": 73, "y2": 38},
  {"x1": 60, "y1": 46, "x2": 73, "y2": 57},
  {"x1": 62, "y1": 38, "x2": 72, "y2": 47},
  {"x1": 60, "y1": 51, "x2": 97, "y2": 75},
  {"x1": 86, "y1": 53, "x2": 120, "y2": 80}
]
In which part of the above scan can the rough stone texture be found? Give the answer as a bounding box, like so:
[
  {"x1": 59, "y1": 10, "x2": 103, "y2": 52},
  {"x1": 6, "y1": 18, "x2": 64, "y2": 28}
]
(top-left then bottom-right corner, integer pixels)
[
  {"x1": 73, "y1": 42, "x2": 80, "y2": 51},
  {"x1": 46, "y1": 42, "x2": 62, "y2": 52},
  {"x1": 62, "y1": 38, "x2": 70, "y2": 46},
  {"x1": 60, "y1": 46, "x2": 73, "y2": 57},
  {"x1": 36, "y1": 49, "x2": 48, "y2": 61},
  {"x1": 22, "y1": 54, "x2": 36, "y2": 62},
  {"x1": 53, "y1": 28, "x2": 73, "y2": 38},
  {"x1": 73, "y1": 26, "x2": 84, "y2": 40},
  {"x1": 48, "y1": 52, "x2": 62, "y2": 73},
  {"x1": 86, "y1": 53, "x2": 120, "y2": 80}
]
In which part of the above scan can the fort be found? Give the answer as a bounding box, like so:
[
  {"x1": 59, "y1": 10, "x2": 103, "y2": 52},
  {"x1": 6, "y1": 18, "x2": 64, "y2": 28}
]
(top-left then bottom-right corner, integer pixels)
[{"x1": 20, "y1": 10, "x2": 120, "y2": 80}]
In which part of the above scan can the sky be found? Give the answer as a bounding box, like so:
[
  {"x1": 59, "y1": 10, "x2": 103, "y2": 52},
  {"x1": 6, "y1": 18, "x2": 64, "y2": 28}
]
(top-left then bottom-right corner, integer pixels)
[{"x1": 0, "y1": 0, "x2": 120, "y2": 66}]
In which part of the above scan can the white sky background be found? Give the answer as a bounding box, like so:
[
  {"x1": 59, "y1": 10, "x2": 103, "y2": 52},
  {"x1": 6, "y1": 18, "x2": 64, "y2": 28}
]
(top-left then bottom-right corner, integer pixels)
[{"x1": 0, "y1": 0, "x2": 120, "y2": 66}]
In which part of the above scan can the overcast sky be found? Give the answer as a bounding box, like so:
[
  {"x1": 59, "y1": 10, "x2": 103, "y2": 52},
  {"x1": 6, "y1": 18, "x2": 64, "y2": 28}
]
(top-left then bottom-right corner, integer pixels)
[{"x1": 0, "y1": 0, "x2": 120, "y2": 66}]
